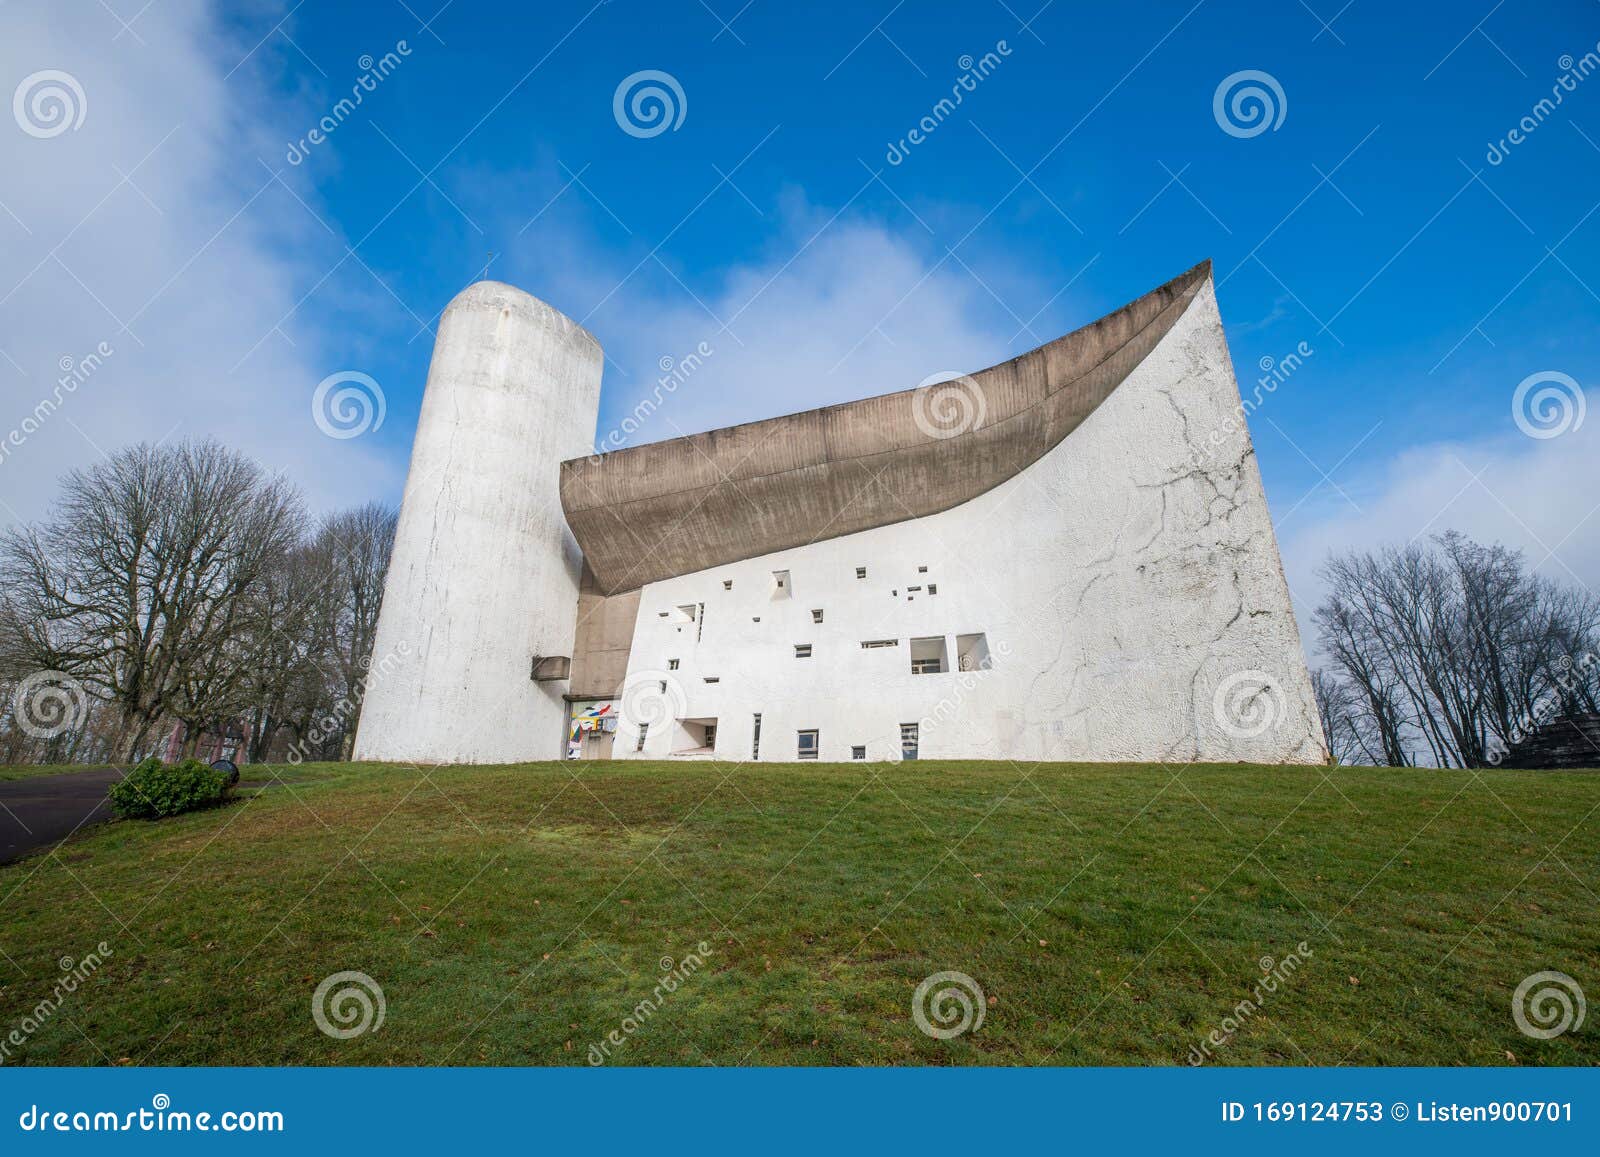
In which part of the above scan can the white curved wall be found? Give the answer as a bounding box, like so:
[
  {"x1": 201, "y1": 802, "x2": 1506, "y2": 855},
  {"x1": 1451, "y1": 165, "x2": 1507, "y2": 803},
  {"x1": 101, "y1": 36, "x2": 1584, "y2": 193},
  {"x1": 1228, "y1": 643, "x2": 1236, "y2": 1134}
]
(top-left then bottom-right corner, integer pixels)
[
  {"x1": 611, "y1": 280, "x2": 1326, "y2": 764},
  {"x1": 354, "y1": 282, "x2": 602, "y2": 763}
]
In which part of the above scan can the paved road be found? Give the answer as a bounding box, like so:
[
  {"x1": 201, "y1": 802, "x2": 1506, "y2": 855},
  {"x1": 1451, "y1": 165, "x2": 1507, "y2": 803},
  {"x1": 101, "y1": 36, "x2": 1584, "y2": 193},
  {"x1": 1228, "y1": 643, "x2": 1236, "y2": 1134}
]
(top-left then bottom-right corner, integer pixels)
[{"x1": 0, "y1": 768, "x2": 124, "y2": 865}]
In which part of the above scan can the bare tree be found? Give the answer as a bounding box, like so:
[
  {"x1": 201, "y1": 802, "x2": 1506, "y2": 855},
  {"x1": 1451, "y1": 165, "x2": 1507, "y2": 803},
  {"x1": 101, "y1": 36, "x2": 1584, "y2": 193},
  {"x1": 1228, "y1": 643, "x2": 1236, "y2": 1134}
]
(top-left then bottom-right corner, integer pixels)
[
  {"x1": 0, "y1": 439, "x2": 305, "y2": 760},
  {"x1": 1314, "y1": 532, "x2": 1600, "y2": 767}
]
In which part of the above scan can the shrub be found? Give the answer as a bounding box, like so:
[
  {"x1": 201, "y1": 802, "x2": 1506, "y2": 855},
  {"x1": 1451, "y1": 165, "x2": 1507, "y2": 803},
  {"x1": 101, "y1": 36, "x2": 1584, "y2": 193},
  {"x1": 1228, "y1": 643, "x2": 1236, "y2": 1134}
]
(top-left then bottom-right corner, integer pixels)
[{"x1": 108, "y1": 756, "x2": 230, "y2": 819}]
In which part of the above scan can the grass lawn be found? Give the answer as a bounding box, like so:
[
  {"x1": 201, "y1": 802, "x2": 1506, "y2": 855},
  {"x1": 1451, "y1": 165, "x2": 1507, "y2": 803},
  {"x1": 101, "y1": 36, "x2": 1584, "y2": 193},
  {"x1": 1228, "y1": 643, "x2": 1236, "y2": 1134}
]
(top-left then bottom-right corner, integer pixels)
[
  {"x1": 0, "y1": 764, "x2": 118, "y2": 783},
  {"x1": 0, "y1": 759, "x2": 1595, "y2": 1066}
]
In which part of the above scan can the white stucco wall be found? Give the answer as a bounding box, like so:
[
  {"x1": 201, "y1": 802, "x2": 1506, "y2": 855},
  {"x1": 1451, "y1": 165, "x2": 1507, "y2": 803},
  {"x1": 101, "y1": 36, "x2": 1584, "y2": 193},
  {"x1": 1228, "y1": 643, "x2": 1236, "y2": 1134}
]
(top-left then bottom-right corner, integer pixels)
[
  {"x1": 353, "y1": 281, "x2": 602, "y2": 763},
  {"x1": 610, "y1": 281, "x2": 1326, "y2": 764}
]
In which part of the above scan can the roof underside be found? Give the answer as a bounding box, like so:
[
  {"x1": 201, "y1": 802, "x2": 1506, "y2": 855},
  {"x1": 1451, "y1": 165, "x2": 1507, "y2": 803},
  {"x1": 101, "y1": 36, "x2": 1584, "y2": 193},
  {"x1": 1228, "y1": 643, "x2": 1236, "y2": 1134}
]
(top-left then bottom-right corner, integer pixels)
[{"x1": 560, "y1": 259, "x2": 1211, "y2": 596}]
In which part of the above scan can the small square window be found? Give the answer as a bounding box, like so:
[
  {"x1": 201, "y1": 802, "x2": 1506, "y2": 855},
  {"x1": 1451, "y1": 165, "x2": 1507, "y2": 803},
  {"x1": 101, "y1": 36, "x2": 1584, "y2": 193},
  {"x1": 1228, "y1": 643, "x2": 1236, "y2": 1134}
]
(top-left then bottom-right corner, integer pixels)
[
  {"x1": 918, "y1": 565, "x2": 928, "y2": 573},
  {"x1": 851, "y1": 745, "x2": 866, "y2": 760},
  {"x1": 811, "y1": 608, "x2": 824, "y2": 623},
  {"x1": 797, "y1": 729, "x2": 818, "y2": 760},
  {"x1": 928, "y1": 583, "x2": 938, "y2": 595},
  {"x1": 855, "y1": 566, "x2": 867, "y2": 579},
  {"x1": 794, "y1": 644, "x2": 812, "y2": 659},
  {"x1": 723, "y1": 579, "x2": 733, "y2": 590},
  {"x1": 667, "y1": 658, "x2": 679, "y2": 670}
]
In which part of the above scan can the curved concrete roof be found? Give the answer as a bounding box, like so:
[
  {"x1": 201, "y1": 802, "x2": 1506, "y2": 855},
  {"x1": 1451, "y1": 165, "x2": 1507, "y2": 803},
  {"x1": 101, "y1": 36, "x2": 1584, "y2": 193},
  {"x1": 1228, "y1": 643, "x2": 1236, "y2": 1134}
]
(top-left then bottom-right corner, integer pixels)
[{"x1": 561, "y1": 259, "x2": 1212, "y2": 596}]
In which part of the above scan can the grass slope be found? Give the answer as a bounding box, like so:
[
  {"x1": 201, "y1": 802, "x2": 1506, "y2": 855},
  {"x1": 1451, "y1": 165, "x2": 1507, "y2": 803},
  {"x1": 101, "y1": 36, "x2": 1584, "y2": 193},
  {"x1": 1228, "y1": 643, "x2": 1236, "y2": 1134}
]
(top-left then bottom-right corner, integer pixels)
[{"x1": 0, "y1": 759, "x2": 1595, "y2": 1066}]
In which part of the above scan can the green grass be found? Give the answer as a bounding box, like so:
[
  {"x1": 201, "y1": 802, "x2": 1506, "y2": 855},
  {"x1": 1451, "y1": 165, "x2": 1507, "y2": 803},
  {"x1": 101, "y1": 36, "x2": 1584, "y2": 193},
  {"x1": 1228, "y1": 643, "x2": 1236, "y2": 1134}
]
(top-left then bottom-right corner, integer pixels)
[
  {"x1": 0, "y1": 764, "x2": 117, "y2": 782},
  {"x1": 0, "y1": 759, "x2": 1595, "y2": 1066}
]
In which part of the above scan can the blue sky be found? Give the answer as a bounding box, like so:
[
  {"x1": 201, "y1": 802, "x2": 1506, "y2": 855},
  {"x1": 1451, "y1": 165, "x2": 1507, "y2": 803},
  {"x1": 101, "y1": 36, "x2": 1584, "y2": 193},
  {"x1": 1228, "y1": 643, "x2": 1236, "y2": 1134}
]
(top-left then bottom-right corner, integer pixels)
[{"x1": 5, "y1": 0, "x2": 1600, "y2": 624}]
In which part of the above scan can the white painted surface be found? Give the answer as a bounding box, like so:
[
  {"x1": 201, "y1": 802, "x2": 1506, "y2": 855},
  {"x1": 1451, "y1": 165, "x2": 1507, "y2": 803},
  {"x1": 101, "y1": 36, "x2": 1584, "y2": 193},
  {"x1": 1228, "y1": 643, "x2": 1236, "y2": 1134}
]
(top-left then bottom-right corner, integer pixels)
[
  {"x1": 353, "y1": 281, "x2": 602, "y2": 763},
  {"x1": 612, "y1": 282, "x2": 1327, "y2": 764}
]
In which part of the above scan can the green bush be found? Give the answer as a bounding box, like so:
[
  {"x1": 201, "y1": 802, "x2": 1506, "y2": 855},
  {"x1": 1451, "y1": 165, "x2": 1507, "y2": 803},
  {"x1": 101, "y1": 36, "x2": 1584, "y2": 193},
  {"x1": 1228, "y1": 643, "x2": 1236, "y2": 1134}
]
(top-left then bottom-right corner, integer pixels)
[{"x1": 108, "y1": 757, "x2": 229, "y2": 819}]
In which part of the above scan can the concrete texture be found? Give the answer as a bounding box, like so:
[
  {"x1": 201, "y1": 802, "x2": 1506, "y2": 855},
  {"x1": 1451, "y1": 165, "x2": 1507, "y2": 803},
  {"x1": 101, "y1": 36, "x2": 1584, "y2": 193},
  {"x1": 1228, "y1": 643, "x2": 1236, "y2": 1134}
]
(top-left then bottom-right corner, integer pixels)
[
  {"x1": 609, "y1": 276, "x2": 1327, "y2": 764},
  {"x1": 353, "y1": 281, "x2": 603, "y2": 764},
  {"x1": 561, "y1": 261, "x2": 1211, "y2": 596},
  {"x1": 568, "y1": 563, "x2": 642, "y2": 699}
]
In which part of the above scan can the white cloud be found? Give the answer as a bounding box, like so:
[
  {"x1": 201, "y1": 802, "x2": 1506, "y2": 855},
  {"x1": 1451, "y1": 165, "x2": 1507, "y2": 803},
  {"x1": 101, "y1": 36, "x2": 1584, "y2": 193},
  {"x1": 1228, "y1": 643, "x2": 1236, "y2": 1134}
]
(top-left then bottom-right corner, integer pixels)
[
  {"x1": 1276, "y1": 389, "x2": 1600, "y2": 659},
  {"x1": 507, "y1": 199, "x2": 1055, "y2": 451},
  {"x1": 0, "y1": 0, "x2": 397, "y2": 525}
]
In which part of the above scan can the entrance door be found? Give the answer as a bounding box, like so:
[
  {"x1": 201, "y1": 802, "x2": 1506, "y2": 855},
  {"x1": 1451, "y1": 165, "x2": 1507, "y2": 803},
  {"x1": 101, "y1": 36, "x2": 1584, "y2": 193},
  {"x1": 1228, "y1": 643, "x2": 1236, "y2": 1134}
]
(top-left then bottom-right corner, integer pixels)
[{"x1": 582, "y1": 728, "x2": 615, "y2": 760}]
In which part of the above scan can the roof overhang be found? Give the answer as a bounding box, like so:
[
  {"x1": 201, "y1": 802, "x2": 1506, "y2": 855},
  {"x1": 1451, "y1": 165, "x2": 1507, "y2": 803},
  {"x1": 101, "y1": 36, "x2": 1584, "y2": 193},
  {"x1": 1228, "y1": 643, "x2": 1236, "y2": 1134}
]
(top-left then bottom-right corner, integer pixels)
[{"x1": 560, "y1": 259, "x2": 1212, "y2": 596}]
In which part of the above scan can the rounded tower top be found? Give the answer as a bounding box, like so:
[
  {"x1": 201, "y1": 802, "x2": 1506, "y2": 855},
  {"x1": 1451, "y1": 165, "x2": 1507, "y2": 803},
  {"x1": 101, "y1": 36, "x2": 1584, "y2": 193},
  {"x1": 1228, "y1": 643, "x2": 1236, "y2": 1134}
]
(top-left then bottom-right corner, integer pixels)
[{"x1": 443, "y1": 279, "x2": 602, "y2": 355}]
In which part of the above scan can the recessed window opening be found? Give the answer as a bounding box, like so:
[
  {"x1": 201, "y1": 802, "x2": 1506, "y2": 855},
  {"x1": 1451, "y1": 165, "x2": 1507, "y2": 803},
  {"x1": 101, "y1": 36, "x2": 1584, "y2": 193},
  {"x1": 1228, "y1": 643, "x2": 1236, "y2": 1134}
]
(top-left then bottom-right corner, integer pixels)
[
  {"x1": 855, "y1": 566, "x2": 867, "y2": 579},
  {"x1": 772, "y1": 570, "x2": 791, "y2": 598},
  {"x1": 797, "y1": 729, "x2": 819, "y2": 760},
  {"x1": 636, "y1": 722, "x2": 650, "y2": 752},
  {"x1": 928, "y1": 584, "x2": 938, "y2": 595},
  {"x1": 811, "y1": 608, "x2": 824, "y2": 623},
  {"x1": 703, "y1": 676, "x2": 720, "y2": 684},
  {"x1": 860, "y1": 639, "x2": 898, "y2": 649},
  {"x1": 956, "y1": 632, "x2": 993, "y2": 672},
  {"x1": 918, "y1": 565, "x2": 928, "y2": 573},
  {"x1": 667, "y1": 658, "x2": 679, "y2": 670},
  {"x1": 910, "y1": 636, "x2": 949, "y2": 675},
  {"x1": 794, "y1": 644, "x2": 812, "y2": 659},
  {"x1": 900, "y1": 722, "x2": 919, "y2": 760},
  {"x1": 723, "y1": 579, "x2": 733, "y2": 590},
  {"x1": 851, "y1": 745, "x2": 866, "y2": 760},
  {"x1": 752, "y1": 713, "x2": 762, "y2": 759}
]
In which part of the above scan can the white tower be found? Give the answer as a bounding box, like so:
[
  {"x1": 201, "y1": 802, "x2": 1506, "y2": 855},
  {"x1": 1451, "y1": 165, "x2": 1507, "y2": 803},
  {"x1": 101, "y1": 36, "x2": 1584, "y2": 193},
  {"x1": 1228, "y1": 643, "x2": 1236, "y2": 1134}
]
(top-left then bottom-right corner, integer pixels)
[{"x1": 353, "y1": 281, "x2": 602, "y2": 763}]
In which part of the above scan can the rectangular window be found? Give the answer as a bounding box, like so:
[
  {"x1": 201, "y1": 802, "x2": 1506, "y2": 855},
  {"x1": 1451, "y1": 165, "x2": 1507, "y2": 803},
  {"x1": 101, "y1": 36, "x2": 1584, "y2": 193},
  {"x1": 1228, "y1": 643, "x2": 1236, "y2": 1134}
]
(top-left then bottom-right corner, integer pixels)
[
  {"x1": 851, "y1": 745, "x2": 866, "y2": 760},
  {"x1": 636, "y1": 722, "x2": 650, "y2": 752},
  {"x1": 677, "y1": 604, "x2": 697, "y2": 622},
  {"x1": 752, "y1": 713, "x2": 762, "y2": 759},
  {"x1": 772, "y1": 570, "x2": 790, "y2": 595},
  {"x1": 723, "y1": 579, "x2": 733, "y2": 590},
  {"x1": 811, "y1": 608, "x2": 824, "y2": 623},
  {"x1": 900, "y1": 723, "x2": 919, "y2": 760},
  {"x1": 860, "y1": 639, "x2": 899, "y2": 649},
  {"x1": 956, "y1": 632, "x2": 992, "y2": 672},
  {"x1": 910, "y1": 636, "x2": 949, "y2": 675},
  {"x1": 855, "y1": 566, "x2": 867, "y2": 579},
  {"x1": 928, "y1": 583, "x2": 938, "y2": 595},
  {"x1": 703, "y1": 676, "x2": 720, "y2": 684},
  {"x1": 667, "y1": 658, "x2": 679, "y2": 670},
  {"x1": 794, "y1": 644, "x2": 812, "y2": 659},
  {"x1": 918, "y1": 565, "x2": 928, "y2": 573},
  {"x1": 797, "y1": 729, "x2": 818, "y2": 760}
]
